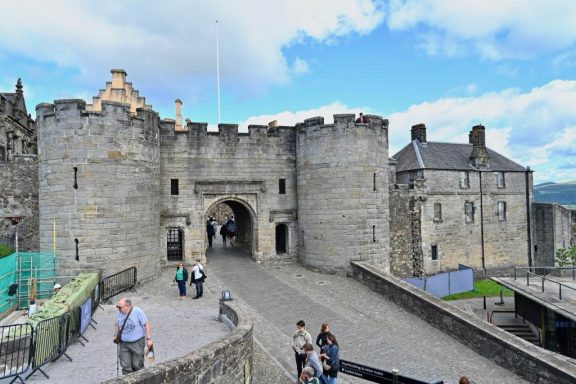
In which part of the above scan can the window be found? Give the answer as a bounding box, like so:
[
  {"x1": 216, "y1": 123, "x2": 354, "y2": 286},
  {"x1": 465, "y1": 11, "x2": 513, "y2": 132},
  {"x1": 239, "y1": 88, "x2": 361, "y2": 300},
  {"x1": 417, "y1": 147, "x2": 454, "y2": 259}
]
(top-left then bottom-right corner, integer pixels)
[
  {"x1": 431, "y1": 245, "x2": 438, "y2": 260},
  {"x1": 460, "y1": 171, "x2": 470, "y2": 188},
  {"x1": 465, "y1": 201, "x2": 475, "y2": 223},
  {"x1": 497, "y1": 201, "x2": 506, "y2": 220},
  {"x1": 496, "y1": 172, "x2": 505, "y2": 188},
  {"x1": 409, "y1": 170, "x2": 423, "y2": 182},
  {"x1": 170, "y1": 179, "x2": 179, "y2": 195},
  {"x1": 279, "y1": 178, "x2": 286, "y2": 194},
  {"x1": 434, "y1": 203, "x2": 442, "y2": 221}
]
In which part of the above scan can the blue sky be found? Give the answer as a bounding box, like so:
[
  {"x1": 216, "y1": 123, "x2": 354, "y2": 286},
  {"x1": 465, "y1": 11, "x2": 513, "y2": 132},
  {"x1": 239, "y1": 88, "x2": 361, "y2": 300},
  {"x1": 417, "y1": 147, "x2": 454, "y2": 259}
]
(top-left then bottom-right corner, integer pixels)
[{"x1": 1, "y1": 0, "x2": 575, "y2": 184}]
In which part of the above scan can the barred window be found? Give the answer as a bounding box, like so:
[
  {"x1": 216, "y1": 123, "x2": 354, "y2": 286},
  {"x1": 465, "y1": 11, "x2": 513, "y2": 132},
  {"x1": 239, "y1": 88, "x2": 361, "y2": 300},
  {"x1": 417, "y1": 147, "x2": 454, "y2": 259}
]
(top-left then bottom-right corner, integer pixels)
[
  {"x1": 434, "y1": 203, "x2": 442, "y2": 221},
  {"x1": 497, "y1": 201, "x2": 507, "y2": 220},
  {"x1": 460, "y1": 171, "x2": 470, "y2": 188},
  {"x1": 465, "y1": 201, "x2": 475, "y2": 223},
  {"x1": 496, "y1": 172, "x2": 505, "y2": 188}
]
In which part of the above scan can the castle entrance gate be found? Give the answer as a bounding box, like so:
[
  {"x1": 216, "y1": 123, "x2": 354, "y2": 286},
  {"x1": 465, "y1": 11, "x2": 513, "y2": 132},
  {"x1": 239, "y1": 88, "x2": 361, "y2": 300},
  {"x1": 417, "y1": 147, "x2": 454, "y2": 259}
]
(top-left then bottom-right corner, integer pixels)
[{"x1": 204, "y1": 195, "x2": 258, "y2": 258}]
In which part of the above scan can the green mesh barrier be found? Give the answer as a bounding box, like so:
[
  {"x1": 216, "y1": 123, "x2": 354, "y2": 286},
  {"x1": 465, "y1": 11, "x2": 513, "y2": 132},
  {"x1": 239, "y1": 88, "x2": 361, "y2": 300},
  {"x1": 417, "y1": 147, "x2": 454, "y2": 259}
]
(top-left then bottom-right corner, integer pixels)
[
  {"x1": 0, "y1": 253, "x2": 17, "y2": 314},
  {"x1": 15, "y1": 252, "x2": 56, "y2": 309}
]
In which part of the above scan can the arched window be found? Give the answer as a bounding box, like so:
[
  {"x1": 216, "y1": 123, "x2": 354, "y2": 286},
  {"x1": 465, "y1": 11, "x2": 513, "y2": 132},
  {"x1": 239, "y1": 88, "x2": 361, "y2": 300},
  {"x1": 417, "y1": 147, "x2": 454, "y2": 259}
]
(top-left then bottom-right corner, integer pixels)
[
  {"x1": 275, "y1": 224, "x2": 288, "y2": 254},
  {"x1": 167, "y1": 227, "x2": 183, "y2": 261}
]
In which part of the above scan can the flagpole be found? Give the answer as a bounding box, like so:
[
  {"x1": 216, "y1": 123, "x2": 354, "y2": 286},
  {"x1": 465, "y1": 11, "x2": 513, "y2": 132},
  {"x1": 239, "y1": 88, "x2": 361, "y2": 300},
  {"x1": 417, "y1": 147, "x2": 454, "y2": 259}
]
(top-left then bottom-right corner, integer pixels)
[
  {"x1": 53, "y1": 218, "x2": 56, "y2": 257},
  {"x1": 216, "y1": 20, "x2": 221, "y2": 125}
]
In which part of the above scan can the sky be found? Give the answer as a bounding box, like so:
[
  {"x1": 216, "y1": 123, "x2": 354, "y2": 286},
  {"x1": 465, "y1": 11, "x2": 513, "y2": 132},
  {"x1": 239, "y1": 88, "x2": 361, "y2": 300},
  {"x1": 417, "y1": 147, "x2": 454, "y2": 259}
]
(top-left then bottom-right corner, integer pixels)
[{"x1": 1, "y1": 0, "x2": 575, "y2": 184}]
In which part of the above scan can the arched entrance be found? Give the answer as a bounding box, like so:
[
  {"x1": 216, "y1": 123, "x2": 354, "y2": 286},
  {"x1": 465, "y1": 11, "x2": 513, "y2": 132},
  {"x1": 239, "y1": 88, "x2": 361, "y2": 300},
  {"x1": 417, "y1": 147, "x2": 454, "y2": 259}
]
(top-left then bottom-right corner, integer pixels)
[
  {"x1": 275, "y1": 224, "x2": 288, "y2": 254},
  {"x1": 205, "y1": 198, "x2": 257, "y2": 257}
]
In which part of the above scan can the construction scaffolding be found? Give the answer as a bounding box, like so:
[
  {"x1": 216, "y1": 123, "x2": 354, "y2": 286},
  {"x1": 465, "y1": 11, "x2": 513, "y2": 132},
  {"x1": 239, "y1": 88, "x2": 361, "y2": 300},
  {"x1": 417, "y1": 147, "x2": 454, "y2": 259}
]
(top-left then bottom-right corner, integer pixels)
[{"x1": 0, "y1": 251, "x2": 56, "y2": 315}]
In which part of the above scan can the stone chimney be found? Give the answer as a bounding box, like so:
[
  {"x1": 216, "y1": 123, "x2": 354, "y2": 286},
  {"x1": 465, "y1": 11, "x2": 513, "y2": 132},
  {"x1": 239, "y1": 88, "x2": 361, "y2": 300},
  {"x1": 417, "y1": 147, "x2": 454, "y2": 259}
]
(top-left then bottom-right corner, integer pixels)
[
  {"x1": 469, "y1": 124, "x2": 490, "y2": 169},
  {"x1": 111, "y1": 69, "x2": 127, "y2": 88},
  {"x1": 175, "y1": 99, "x2": 183, "y2": 131},
  {"x1": 411, "y1": 123, "x2": 427, "y2": 143}
]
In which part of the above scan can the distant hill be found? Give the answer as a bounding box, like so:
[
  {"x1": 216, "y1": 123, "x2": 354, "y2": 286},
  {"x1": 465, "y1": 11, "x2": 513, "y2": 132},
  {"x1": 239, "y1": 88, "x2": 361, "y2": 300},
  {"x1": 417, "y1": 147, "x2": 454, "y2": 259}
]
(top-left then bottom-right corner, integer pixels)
[{"x1": 534, "y1": 181, "x2": 576, "y2": 209}]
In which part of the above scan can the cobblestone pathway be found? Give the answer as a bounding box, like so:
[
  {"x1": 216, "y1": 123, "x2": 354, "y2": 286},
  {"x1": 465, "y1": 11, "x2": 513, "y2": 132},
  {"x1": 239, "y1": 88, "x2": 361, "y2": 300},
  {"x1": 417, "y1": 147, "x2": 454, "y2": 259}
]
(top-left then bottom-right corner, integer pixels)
[{"x1": 206, "y1": 242, "x2": 528, "y2": 384}]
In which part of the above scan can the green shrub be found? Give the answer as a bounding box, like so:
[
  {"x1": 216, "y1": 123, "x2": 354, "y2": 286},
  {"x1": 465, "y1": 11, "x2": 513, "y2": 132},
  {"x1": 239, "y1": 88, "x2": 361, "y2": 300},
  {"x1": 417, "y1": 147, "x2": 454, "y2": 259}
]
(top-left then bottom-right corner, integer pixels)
[
  {"x1": 0, "y1": 244, "x2": 14, "y2": 258},
  {"x1": 555, "y1": 246, "x2": 576, "y2": 267}
]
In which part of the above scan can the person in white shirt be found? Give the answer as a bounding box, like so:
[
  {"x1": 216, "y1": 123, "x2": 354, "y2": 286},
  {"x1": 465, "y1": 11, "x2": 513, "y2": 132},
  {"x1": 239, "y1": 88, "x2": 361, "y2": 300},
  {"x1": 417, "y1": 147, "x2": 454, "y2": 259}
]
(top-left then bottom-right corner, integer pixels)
[{"x1": 191, "y1": 259, "x2": 205, "y2": 299}]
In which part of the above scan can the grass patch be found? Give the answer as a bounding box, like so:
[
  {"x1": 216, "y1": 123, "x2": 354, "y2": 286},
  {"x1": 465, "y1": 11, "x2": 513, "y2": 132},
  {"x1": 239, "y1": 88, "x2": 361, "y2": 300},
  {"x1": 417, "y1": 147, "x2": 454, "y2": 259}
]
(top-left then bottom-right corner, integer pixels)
[
  {"x1": 442, "y1": 279, "x2": 513, "y2": 300},
  {"x1": 0, "y1": 244, "x2": 14, "y2": 258}
]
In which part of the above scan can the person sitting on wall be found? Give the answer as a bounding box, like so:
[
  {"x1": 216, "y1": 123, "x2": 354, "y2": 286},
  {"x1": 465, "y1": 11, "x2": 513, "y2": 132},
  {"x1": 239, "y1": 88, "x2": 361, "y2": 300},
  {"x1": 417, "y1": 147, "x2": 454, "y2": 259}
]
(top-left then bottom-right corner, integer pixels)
[{"x1": 355, "y1": 112, "x2": 366, "y2": 123}]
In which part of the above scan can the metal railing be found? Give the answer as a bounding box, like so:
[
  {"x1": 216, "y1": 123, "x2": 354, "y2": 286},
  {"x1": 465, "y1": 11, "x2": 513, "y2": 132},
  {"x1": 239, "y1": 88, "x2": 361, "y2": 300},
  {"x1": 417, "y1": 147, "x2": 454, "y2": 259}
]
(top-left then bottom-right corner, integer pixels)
[
  {"x1": 99, "y1": 267, "x2": 137, "y2": 304},
  {"x1": 514, "y1": 266, "x2": 576, "y2": 280},
  {"x1": 0, "y1": 323, "x2": 33, "y2": 383},
  {"x1": 514, "y1": 267, "x2": 576, "y2": 300},
  {"x1": 27, "y1": 313, "x2": 72, "y2": 380}
]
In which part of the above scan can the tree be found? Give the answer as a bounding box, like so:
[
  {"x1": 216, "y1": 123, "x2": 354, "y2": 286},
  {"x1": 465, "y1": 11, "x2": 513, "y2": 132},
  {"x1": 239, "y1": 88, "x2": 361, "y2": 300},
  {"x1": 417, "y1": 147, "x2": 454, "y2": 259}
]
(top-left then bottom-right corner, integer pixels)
[{"x1": 555, "y1": 248, "x2": 572, "y2": 267}]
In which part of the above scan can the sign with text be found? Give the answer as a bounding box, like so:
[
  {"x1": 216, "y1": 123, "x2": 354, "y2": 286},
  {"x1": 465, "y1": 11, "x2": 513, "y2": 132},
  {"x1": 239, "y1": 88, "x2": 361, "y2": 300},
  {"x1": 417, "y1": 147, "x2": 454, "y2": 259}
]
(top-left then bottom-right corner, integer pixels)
[{"x1": 339, "y1": 359, "x2": 444, "y2": 384}]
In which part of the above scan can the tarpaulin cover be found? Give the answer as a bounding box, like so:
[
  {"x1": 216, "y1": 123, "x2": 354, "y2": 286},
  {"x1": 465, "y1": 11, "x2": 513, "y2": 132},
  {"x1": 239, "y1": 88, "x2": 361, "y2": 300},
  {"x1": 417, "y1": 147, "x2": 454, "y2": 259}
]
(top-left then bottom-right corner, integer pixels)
[{"x1": 0, "y1": 253, "x2": 17, "y2": 314}]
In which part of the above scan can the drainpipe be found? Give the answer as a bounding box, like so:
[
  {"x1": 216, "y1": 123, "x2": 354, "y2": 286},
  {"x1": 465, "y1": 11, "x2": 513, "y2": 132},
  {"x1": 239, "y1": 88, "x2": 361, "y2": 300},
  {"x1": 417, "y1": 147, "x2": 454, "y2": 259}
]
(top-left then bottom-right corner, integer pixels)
[
  {"x1": 525, "y1": 167, "x2": 533, "y2": 268},
  {"x1": 479, "y1": 171, "x2": 486, "y2": 274}
]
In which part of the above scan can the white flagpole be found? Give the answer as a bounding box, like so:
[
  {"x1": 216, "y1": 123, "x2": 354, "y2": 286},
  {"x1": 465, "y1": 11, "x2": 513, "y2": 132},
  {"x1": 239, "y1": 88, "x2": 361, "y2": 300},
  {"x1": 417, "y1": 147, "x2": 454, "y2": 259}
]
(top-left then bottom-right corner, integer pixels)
[{"x1": 216, "y1": 20, "x2": 221, "y2": 125}]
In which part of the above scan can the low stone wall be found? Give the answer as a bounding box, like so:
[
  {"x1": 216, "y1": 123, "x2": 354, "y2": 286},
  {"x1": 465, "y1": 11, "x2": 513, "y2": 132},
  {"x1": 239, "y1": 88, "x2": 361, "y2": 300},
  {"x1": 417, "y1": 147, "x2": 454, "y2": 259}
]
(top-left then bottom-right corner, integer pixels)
[
  {"x1": 103, "y1": 299, "x2": 253, "y2": 384},
  {"x1": 351, "y1": 261, "x2": 576, "y2": 384}
]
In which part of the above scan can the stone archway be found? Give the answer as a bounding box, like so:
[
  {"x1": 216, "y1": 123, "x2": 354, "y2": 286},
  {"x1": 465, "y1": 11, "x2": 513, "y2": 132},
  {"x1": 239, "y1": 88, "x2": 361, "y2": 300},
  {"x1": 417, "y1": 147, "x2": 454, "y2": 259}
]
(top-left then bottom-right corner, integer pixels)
[{"x1": 204, "y1": 196, "x2": 258, "y2": 257}]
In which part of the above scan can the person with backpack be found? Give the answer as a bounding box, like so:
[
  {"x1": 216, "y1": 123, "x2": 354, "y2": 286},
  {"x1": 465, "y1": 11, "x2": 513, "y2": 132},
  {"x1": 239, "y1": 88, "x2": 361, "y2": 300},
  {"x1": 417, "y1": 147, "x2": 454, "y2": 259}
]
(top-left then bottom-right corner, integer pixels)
[
  {"x1": 191, "y1": 259, "x2": 206, "y2": 299},
  {"x1": 226, "y1": 217, "x2": 236, "y2": 246}
]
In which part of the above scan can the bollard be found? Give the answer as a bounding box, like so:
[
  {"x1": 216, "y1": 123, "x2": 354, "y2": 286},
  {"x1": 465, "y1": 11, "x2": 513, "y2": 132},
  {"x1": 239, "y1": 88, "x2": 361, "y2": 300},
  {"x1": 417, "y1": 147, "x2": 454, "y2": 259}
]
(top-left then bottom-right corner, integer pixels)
[
  {"x1": 392, "y1": 368, "x2": 399, "y2": 384},
  {"x1": 542, "y1": 276, "x2": 545, "y2": 292}
]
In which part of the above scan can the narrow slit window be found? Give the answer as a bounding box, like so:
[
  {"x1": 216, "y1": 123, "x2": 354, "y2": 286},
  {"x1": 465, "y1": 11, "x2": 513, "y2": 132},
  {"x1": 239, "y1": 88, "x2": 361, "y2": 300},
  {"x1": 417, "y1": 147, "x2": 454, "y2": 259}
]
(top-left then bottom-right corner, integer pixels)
[
  {"x1": 74, "y1": 239, "x2": 79, "y2": 261},
  {"x1": 431, "y1": 245, "x2": 438, "y2": 260},
  {"x1": 372, "y1": 225, "x2": 376, "y2": 243},
  {"x1": 279, "y1": 178, "x2": 286, "y2": 194},
  {"x1": 373, "y1": 173, "x2": 376, "y2": 191},
  {"x1": 171, "y1": 179, "x2": 179, "y2": 196},
  {"x1": 73, "y1": 167, "x2": 78, "y2": 189}
]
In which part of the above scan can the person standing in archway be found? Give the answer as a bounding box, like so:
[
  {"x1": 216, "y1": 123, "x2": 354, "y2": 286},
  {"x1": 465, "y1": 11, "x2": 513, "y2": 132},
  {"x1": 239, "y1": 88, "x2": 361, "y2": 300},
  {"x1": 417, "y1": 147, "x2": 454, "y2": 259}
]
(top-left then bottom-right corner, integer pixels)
[
  {"x1": 226, "y1": 216, "x2": 236, "y2": 246},
  {"x1": 206, "y1": 218, "x2": 215, "y2": 247},
  {"x1": 220, "y1": 220, "x2": 228, "y2": 244}
]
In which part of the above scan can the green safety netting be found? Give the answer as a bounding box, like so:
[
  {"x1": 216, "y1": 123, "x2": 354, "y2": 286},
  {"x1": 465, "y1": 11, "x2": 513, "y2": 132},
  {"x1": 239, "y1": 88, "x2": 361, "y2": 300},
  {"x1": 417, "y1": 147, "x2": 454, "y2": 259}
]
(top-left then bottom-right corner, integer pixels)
[{"x1": 0, "y1": 251, "x2": 56, "y2": 316}]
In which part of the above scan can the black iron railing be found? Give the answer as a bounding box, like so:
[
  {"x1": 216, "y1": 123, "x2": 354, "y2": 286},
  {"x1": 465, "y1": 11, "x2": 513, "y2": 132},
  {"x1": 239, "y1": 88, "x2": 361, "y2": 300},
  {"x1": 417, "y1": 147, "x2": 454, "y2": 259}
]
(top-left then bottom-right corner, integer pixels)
[
  {"x1": 0, "y1": 323, "x2": 33, "y2": 383},
  {"x1": 514, "y1": 267, "x2": 576, "y2": 300},
  {"x1": 100, "y1": 267, "x2": 137, "y2": 304}
]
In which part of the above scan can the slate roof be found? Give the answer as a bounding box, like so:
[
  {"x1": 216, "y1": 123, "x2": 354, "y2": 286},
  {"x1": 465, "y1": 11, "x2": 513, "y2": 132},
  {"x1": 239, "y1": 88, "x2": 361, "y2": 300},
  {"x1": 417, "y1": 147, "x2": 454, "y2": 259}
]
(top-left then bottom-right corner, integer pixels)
[
  {"x1": 393, "y1": 141, "x2": 526, "y2": 172},
  {"x1": 0, "y1": 92, "x2": 16, "y2": 104}
]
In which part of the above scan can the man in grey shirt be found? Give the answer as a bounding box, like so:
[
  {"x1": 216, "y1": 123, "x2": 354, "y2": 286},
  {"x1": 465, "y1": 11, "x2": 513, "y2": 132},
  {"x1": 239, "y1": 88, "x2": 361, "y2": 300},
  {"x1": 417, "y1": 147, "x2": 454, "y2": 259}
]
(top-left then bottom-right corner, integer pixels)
[{"x1": 114, "y1": 298, "x2": 153, "y2": 374}]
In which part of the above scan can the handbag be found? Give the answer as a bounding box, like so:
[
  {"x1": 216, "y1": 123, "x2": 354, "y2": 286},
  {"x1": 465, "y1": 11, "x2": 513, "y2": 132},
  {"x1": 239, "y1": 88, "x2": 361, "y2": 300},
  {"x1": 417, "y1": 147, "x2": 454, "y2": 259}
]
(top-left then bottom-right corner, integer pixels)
[
  {"x1": 322, "y1": 360, "x2": 332, "y2": 371},
  {"x1": 114, "y1": 308, "x2": 132, "y2": 344}
]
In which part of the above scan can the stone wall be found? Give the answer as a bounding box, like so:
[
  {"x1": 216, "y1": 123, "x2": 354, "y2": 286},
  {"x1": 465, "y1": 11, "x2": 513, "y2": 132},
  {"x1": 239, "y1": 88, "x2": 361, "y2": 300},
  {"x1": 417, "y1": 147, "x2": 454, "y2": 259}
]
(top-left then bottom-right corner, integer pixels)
[
  {"x1": 533, "y1": 202, "x2": 575, "y2": 266},
  {"x1": 351, "y1": 261, "x2": 576, "y2": 384},
  {"x1": 0, "y1": 155, "x2": 38, "y2": 250},
  {"x1": 36, "y1": 100, "x2": 161, "y2": 281},
  {"x1": 102, "y1": 299, "x2": 253, "y2": 384},
  {"x1": 159, "y1": 121, "x2": 298, "y2": 264},
  {"x1": 296, "y1": 115, "x2": 390, "y2": 272}
]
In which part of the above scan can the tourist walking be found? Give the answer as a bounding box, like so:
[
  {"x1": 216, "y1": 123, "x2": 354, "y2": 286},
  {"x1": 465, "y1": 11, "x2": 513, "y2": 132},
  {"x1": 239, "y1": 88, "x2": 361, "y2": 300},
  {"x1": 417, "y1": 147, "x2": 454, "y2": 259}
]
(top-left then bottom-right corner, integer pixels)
[
  {"x1": 292, "y1": 320, "x2": 313, "y2": 378},
  {"x1": 114, "y1": 298, "x2": 153, "y2": 375},
  {"x1": 174, "y1": 262, "x2": 188, "y2": 299},
  {"x1": 303, "y1": 343, "x2": 323, "y2": 379},
  {"x1": 316, "y1": 323, "x2": 331, "y2": 353},
  {"x1": 299, "y1": 366, "x2": 321, "y2": 384},
  {"x1": 191, "y1": 259, "x2": 205, "y2": 299},
  {"x1": 206, "y1": 218, "x2": 215, "y2": 247},
  {"x1": 319, "y1": 333, "x2": 339, "y2": 384},
  {"x1": 226, "y1": 217, "x2": 236, "y2": 246},
  {"x1": 220, "y1": 222, "x2": 228, "y2": 244}
]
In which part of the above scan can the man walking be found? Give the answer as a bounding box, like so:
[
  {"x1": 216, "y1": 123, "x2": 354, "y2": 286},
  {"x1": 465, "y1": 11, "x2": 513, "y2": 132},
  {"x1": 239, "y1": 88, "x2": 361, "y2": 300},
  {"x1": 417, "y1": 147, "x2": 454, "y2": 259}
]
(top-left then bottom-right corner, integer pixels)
[
  {"x1": 191, "y1": 259, "x2": 205, "y2": 299},
  {"x1": 114, "y1": 298, "x2": 153, "y2": 375},
  {"x1": 292, "y1": 320, "x2": 312, "y2": 379},
  {"x1": 206, "y1": 218, "x2": 215, "y2": 247}
]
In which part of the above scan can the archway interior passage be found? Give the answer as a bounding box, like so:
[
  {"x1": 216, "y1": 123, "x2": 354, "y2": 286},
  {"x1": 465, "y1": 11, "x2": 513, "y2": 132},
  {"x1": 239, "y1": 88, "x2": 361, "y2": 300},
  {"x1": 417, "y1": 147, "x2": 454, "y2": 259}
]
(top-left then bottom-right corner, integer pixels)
[{"x1": 207, "y1": 200, "x2": 254, "y2": 254}]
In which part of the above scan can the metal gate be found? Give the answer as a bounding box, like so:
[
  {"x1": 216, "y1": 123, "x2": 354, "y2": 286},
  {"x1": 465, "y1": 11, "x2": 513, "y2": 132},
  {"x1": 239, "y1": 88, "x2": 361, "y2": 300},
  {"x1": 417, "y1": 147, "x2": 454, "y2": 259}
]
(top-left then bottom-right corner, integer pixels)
[{"x1": 167, "y1": 227, "x2": 183, "y2": 261}]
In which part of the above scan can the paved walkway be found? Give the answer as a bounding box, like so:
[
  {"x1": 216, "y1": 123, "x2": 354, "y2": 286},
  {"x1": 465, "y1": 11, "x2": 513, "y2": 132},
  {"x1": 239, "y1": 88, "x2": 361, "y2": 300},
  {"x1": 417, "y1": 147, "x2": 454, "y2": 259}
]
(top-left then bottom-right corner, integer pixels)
[
  {"x1": 9, "y1": 267, "x2": 230, "y2": 383},
  {"x1": 206, "y1": 241, "x2": 529, "y2": 384}
]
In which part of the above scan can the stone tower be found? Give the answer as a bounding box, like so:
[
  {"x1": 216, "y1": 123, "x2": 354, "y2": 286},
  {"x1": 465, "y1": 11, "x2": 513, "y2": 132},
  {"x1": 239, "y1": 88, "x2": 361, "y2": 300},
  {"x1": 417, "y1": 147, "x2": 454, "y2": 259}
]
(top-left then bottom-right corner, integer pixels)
[
  {"x1": 36, "y1": 84, "x2": 161, "y2": 280},
  {"x1": 296, "y1": 114, "x2": 390, "y2": 272}
]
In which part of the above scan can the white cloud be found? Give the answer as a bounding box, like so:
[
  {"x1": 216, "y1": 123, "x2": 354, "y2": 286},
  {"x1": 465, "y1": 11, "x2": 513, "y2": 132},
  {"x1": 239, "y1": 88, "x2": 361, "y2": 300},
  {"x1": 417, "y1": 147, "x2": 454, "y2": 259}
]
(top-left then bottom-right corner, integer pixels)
[
  {"x1": 290, "y1": 57, "x2": 310, "y2": 75},
  {"x1": 0, "y1": 1, "x2": 384, "y2": 99},
  {"x1": 387, "y1": 0, "x2": 576, "y2": 60},
  {"x1": 245, "y1": 79, "x2": 576, "y2": 183}
]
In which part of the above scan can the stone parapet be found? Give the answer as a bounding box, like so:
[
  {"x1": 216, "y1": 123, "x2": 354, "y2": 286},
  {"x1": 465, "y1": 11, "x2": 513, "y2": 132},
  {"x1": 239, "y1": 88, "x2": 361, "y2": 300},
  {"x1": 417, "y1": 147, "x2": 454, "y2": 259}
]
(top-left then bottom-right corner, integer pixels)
[
  {"x1": 102, "y1": 299, "x2": 253, "y2": 384},
  {"x1": 351, "y1": 261, "x2": 576, "y2": 384}
]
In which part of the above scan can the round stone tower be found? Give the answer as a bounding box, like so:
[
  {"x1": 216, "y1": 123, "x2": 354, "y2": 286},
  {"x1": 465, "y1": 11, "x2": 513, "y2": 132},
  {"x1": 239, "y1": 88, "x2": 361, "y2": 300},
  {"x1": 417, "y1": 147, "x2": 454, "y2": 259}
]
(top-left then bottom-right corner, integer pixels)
[
  {"x1": 36, "y1": 99, "x2": 161, "y2": 281},
  {"x1": 296, "y1": 114, "x2": 390, "y2": 272}
]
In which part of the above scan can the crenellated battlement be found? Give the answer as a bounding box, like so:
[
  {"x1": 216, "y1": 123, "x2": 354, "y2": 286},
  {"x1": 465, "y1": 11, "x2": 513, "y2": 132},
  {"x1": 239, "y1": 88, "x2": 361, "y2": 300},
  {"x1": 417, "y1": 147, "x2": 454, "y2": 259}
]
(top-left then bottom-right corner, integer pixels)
[{"x1": 297, "y1": 114, "x2": 388, "y2": 136}]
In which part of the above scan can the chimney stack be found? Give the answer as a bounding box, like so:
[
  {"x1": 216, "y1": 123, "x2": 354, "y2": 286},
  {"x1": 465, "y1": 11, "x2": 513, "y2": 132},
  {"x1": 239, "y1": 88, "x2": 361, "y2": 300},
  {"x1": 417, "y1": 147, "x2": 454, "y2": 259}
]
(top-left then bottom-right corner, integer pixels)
[
  {"x1": 411, "y1": 123, "x2": 427, "y2": 143},
  {"x1": 175, "y1": 99, "x2": 183, "y2": 130},
  {"x1": 469, "y1": 124, "x2": 490, "y2": 169}
]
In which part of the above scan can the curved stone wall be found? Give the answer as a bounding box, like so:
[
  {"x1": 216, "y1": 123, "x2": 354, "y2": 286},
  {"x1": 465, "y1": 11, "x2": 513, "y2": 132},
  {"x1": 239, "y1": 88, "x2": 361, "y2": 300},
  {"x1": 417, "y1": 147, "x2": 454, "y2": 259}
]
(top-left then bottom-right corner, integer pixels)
[
  {"x1": 102, "y1": 299, "x2": 253, "y2": 384},
  {"x1": 36, "y1": 100, "x2": 161, "y2": 281},
  {"x1": 296, "y1": 114, "x2": 391, "y2": 272}
]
